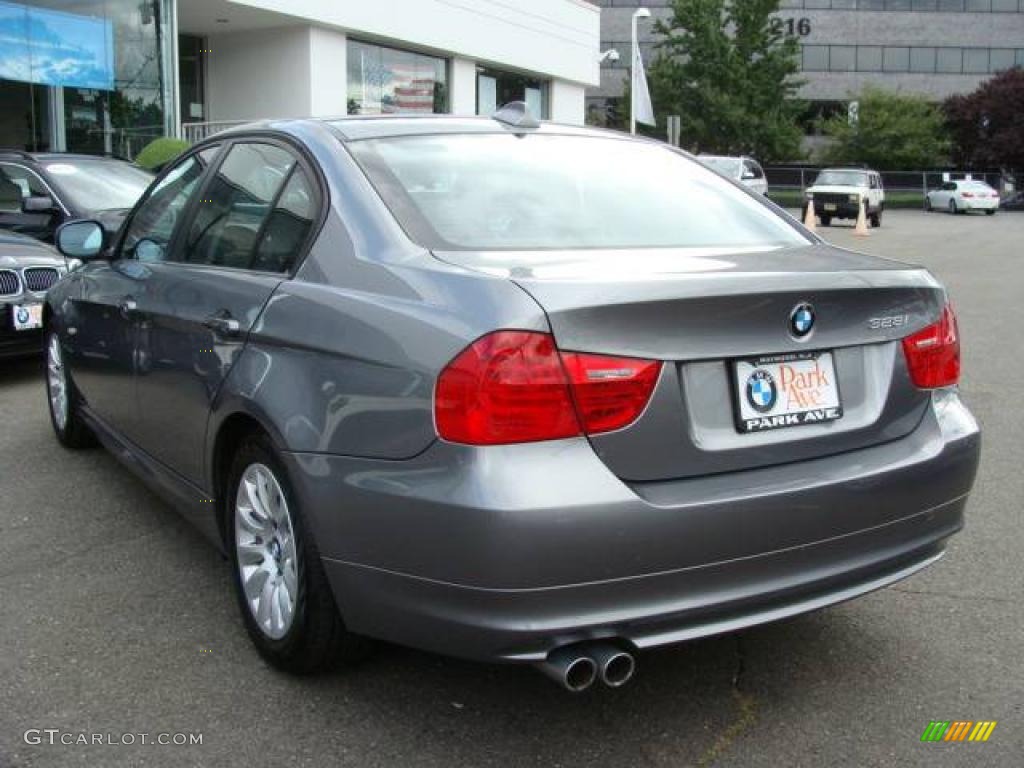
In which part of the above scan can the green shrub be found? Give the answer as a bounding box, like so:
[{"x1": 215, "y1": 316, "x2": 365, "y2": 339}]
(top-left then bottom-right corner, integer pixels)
[{"x1": 135, "y1": 137, "x2": 191, "y2": 172}]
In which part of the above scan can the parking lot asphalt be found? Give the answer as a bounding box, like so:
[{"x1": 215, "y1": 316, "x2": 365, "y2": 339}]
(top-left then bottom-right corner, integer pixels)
[{"x1": 1, "y1": 209, "x2": 1022, "y2": 768}]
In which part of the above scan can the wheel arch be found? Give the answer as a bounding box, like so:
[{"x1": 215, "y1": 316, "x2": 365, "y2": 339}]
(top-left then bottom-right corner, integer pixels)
[{"x1": 210, "y1": 410, "x2": 277, "y2": 549}]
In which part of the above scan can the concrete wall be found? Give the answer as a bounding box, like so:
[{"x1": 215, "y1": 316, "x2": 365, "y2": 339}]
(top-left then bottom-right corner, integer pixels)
[
  {"x1": 550, "y1": 80, "x2": 587, "y2": 124},
  {"x1": 593, "y1": 2, "x2": 1024, "y2": 106},
  {"x1": 198, "y1": 1, "x2": 599, "y2": 126},
  {"x1": 776, "y1": 9, "x2": 1024, "y2": 99},
  {"x1": 450, "y1": 57, "x2": 479, "y2": 116},
  {"x1": 206, "y1": 26, "x2": 313, "y2": 121},
  {"x1": 308, "y1": 27, "x2": 348, "y2": 117},
  {"x1": 232, "y1": 0, "x2": 601, "y2": 88}
]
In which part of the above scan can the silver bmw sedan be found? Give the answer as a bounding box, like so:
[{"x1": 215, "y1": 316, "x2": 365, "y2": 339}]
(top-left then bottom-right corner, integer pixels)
[{"x1": 44, "y1": 108, "x2": 980, "y2": 692}]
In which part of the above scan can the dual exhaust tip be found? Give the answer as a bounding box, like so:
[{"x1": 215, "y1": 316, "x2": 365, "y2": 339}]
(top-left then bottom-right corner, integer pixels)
[{"x1": 539, "y1": 643, "x2": 637, "y2": 692}]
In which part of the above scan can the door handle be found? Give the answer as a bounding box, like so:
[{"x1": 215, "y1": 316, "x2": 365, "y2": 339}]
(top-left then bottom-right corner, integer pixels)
[
  {"x1": 203, "y1": 312, "x2": 241, "y2": 337},
  {"x1": 119, "y1": 297, "x2": 137, "y2": 319}
]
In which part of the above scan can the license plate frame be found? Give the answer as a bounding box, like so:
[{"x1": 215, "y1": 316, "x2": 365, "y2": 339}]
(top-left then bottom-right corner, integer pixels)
[
  {"x1": 822, "y1": 203, "x2": 837, "y2": 212},
  {"x1": 732, "y1": 350, "x2": 843, "y2": 434},
  {"x1": 12, "y1": 302, "x2": 43, "y2": 331}
]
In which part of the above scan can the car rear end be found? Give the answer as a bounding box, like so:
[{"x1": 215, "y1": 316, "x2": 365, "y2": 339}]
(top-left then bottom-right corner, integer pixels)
[
  {"x1": 315, "y1": 125, "x2": 981, "y2": 669},
  {"x1": 958, "y1": 182, "x2": 1000, "y2": 212}
]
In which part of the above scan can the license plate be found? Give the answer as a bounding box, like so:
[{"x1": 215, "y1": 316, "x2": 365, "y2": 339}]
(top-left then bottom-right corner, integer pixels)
[
  {"x1": 12, "y1": 303, "x2": 43, "y2": 331},
  {"x1": 823, "y1": 203, "x2": 837, "y2": 211},
  {"x1": 733, "y1": 351, "x2": 842, "y2": 433}
]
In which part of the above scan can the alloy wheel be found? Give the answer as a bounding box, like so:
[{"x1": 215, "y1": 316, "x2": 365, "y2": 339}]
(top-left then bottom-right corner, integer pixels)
[
  {"x1": 234, "y1": 463, "x2": 299, "y2": 640},
  {"x1": 47, "y1": 335, "x2": 68, "y2": 431}
]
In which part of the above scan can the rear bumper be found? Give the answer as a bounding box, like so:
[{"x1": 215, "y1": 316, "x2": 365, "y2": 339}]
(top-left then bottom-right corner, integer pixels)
[
  {"x1": 287, "y1": 390, "x2": 980, "y2": 663},
  {"x1": 962, "y1": 198, "x2": 999, "y2": 210}
]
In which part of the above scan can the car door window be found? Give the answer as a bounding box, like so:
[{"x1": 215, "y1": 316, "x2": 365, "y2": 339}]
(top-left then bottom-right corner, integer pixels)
[
  {"x1": 178, "y1": 142, "x2": 296, "y2": 270},
  {"x1": 250, "y1": 166, "x2": 318, "y2": 273},
  {"x1": 744, "y1": 160, "x2": 764, "y2": 180},
  {"x1": 122, "y1": 147, "x2": 220, "y2": 262},
  {"x1": 0, "y1": 163, "x2": 52, "y2": 211}
]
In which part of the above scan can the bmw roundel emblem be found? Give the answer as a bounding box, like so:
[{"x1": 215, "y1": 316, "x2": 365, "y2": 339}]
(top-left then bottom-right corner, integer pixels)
[
  {"x1": 745, "y1": 369, "x2": 777, "y2": 413},
  {"x1": 15, "y1": 306, "x2": 30, "y2": 325},
  {"x1": 789, "y1": 302, "x2": 815, "y2": 338}
]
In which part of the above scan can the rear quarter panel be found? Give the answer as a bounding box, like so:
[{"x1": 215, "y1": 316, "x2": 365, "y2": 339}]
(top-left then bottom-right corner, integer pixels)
[{"x1": 206, "y1": 211, "x2": 550, "y2": 468}]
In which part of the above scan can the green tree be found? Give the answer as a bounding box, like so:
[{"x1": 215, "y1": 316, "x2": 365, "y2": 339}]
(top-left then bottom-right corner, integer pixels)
[
  {"x1": 822, "y1": 87, "x2": 949, "y2": 169},
  {"x1": 647, "y1": 0, "x2": 804, "y2": 161}
]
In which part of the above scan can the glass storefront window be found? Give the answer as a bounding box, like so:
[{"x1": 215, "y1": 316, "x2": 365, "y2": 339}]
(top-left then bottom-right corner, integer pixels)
[
  {"x1": 0, "y1": 0, "x2": 174, "y2": 158},
  {"x1": 347, "y1": 39, "x2": 448, "y2": 116},
  {"x1": 476, "y1": 67, "x2": 549, "y2": 119}
]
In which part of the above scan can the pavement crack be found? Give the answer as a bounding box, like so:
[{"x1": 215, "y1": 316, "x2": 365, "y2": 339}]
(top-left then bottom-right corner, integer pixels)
[{"x1": 697, "y1": 635, "x2": 758, "y2": 768}]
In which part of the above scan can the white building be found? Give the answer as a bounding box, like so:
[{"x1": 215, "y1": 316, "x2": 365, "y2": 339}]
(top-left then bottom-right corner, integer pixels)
[{"x1": 0, "y1": 0, "x2": 601, "y2": 156}]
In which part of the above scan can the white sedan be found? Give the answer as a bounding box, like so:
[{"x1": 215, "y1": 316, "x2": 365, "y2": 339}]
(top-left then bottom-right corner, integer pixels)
[{"x1": 925, "y1": 180, "x2": 1000, "y2": 215}]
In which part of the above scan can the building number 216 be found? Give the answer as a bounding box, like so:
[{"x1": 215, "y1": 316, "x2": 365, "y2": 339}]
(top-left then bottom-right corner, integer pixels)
[{"x1": 771, "y1": 17, "x2": 812, "y2": 37}]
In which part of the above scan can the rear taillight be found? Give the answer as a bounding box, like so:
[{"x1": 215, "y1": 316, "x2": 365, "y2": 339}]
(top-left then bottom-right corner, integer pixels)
[
  {"x1": 560, "y1": 350, "x2": 662, "y2": 434},
  {"x1": 435, "y1": 331, "x2": 661, "y2": 445},
  {"x1": 961, "y1": 191, "x2": 974, "y2": 198},
  {"x1": 902, "y1": 305, "x2": 960, "y2": 389}
]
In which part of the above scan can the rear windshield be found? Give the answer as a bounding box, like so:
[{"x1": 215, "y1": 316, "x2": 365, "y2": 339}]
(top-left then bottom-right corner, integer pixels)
[
  {"x1": 814, "y1": 170, "x2": 869, "y2": 187},
  {"x1": 347, "y1": 133, "x2": 808, "y2": 251}
]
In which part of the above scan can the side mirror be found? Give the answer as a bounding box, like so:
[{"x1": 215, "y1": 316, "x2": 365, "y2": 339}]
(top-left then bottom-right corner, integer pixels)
[
  {"x1": 22, "y1": 194, "x2": 56, "y2": 213},
  {"x1": 56, "y1": 220, "x2": 106, "y2": 260}
]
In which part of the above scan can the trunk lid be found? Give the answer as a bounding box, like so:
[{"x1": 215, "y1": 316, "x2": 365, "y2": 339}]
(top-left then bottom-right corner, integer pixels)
[{"x1": 436, "y1": 243, "x2": 945, "y2": 481}]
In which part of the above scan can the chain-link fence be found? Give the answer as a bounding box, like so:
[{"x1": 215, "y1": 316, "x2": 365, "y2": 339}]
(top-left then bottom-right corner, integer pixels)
[{"x1": 764, "y1": 166, "x2": 1018, "y2": 208}]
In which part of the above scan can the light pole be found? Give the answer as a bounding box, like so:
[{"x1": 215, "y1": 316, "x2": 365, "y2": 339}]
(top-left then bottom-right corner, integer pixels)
[{"x1": 630, "y1": 7, "x2": 651, "y2": 135}]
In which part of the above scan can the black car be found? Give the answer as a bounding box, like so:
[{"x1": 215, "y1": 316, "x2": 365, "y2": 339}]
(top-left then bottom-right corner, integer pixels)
[
  {"x1": 0, "y1": 230, "x2": 68, "y2": 359},
  {"x1": 0, "y1": 151, "x2": 153, "y2": 243}
]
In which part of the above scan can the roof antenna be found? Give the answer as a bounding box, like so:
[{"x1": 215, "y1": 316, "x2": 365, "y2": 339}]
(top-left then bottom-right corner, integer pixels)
[{"x1": 492, "y1": 101, "x2": 540, "y2": 130}]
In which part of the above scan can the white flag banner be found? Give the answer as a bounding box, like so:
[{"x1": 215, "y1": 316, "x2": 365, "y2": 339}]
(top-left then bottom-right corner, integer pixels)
[{"x1": 632, "y1": 46, "x2": 656, "y2": 127}]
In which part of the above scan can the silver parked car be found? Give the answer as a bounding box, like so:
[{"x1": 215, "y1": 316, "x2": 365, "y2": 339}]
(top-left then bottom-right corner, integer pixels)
[
  {"x1": 0, "y1": 231, "x2": 68, "y2": 359},
  {"x1": 45, "y1": 111, "x2": 980, "y2": 691},
  {"x1": 697, "y1": 154, "x2": 768, "y2": 195}
]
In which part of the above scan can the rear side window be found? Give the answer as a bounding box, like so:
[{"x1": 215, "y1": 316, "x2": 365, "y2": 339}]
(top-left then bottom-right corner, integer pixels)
[
  {"x1": 179, "y1": 142, "x2": 297, "y2": 270},
  {"x1": 250, "y1": 167, "x2": 318, "y2": 273},
  {"x1": 349, "y1": 134, "x2": 808, "y2": 251}
]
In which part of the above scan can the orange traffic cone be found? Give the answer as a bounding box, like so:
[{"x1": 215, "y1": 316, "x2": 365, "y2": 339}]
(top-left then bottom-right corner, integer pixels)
[
  {"x1": 853, "y1": 197, "x2": 870, "y2": 237},
  {"x1": 803, "y1": 199, "x2": 817, "y2": 232}
]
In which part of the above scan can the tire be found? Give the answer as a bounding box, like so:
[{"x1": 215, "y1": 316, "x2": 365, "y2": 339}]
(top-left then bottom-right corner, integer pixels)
[
  {"x1": 227, "y1": 433, "x2": 369, "y2": 673},
  {"x1": 819, "y1": 215, "x2": 831, "y2": 227},
  {"x1": 870, "y1": 208, "x2": 882, "y2": 228},
  {"x1": 45, "y1": 331, "x2": 95, "y2": 449},
  {"x1": 985, "y1": 209, "x2": 996, "y2": 216},
  {"x1": 949, "y1": 199, "x2": 958, "y2": 215}
]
